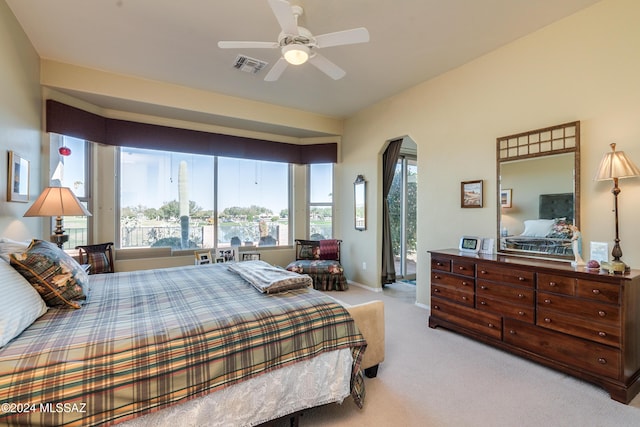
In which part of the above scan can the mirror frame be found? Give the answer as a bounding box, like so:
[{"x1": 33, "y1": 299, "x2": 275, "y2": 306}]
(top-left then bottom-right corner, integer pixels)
[
  {"x1": 354, "y1": 175, "x2": 366, "y2": 231},
  {"x1": 496, "y1": 121, "x2": 580, "y2": 260}
]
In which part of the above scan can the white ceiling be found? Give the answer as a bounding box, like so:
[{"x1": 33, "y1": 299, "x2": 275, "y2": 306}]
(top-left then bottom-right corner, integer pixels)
[{"x1": 7, "y1": 0, "x2": 600, "y2": 135}]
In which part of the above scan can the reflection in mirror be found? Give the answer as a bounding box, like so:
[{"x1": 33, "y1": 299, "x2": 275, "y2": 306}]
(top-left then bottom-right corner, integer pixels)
[
  {"x1": 354, "y1": 175, "x2": 366, "y2": 231},
  {"x1": 497, "y1": 122, "x2": 580, "y2": 260}
]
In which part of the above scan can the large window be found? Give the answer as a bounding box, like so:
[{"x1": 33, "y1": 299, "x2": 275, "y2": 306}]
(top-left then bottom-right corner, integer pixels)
[
  {"x1": 119, "y1": 147, "x2": 290, "y2": 250},
  {"x1": 308, "y1": 163, "x2": 333, "y2": 239},
  {"x1": 49, "y1": 134, "x2": 91, "y2": 248}
]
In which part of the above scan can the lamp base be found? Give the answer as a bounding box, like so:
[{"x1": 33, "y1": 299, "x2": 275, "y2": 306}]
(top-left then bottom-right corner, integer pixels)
[
  {"x1": 600, "y1": 260, "x2": 630, "y2": 275},
  {"x1": 51, "y1": 234, "x2": 69, "y2": 249}
]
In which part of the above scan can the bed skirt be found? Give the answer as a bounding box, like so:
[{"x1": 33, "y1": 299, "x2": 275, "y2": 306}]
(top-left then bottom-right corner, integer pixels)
[{"x1": 117, "y1": 349, "x2": 353, "y2": 427}]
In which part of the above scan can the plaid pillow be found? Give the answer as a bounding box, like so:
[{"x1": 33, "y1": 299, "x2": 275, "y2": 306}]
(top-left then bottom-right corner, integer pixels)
[
  {"x1": 87, "y1": 251, "x2": 110, "y2": 274},
  {"x1": 10, "y1": 239, "x2": 89, "y2": 309}
]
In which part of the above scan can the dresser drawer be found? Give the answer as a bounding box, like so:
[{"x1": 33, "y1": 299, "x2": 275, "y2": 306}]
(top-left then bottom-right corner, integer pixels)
[
  {"x1": 431, "y1": 296, "x2": 502, "y2": 340},
  {"x1": 537, "y1": 307, "x2": 621, "y2": 347},
  {"x1": 476, "y1": 263, "x2": 534, "y2": 288},
  {"x1": 537, "y1": 292, "x2": 620, "y2": 326},
  {"x1": 537, "y1": 273, "x2": 576, "y2": 296},
  {"x1": 451, "y1": 259, "x2": 475, "y2": 277},
  {"x1": 477, "y1": 280, "x2": 534, "y2": 306},
  {"x1": 432, "y1": 283, "x2": 474, "y2": 307},
  {"x1": 504, "y1": 318, "x2": 621, "y2": 380},
  {"x1": 432, "y1": 271, "x2": 474, "y2": 290},
  {"x1": 477, "y1": 296, "x2": 534, "y2": 323},
  {"x1": 576, "y1": 279, "x2": 620, "y2": 304},
  {"x1": 431, "y1": 256, "x2": 451, "y2": 272}
]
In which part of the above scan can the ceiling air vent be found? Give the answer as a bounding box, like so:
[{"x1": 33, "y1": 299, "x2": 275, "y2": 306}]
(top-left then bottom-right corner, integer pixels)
[{"x1": 233, "y1": 55, "x2": 268, "y2": 74}]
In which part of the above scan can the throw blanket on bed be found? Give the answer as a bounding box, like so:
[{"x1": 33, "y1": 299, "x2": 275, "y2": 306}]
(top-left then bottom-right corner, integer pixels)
[
  {"x1": 227, "y1": 260, "x2": 312, "y2": 293},
  {"x1": 0, "y1": 264, "x2": 366, "y2": 426}
]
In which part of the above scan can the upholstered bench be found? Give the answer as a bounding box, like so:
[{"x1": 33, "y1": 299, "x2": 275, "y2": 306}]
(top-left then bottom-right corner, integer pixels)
[{"x1": 286, "y1": 239, "x2": 348, "y2": 291}]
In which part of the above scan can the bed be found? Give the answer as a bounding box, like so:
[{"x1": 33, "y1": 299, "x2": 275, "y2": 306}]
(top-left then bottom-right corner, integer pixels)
[
  {"x1": 501, "y1": 193, "x2": 575, "y2": 258},
  {"x1": 0, "y1": 240, "x2": 372, "y2": 427}
]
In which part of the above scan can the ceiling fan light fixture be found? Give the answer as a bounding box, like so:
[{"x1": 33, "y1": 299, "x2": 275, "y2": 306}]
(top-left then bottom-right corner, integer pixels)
[{"x1": 283, "y1": 44, "x2": 309, "y2": 65}]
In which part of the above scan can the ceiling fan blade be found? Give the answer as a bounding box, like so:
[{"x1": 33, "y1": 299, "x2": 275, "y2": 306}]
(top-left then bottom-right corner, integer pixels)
[
  {"x1": 309, "y1": 54, "x2": 346, "y2": 80},
  {"x1": 218, "y1": 41, "x2": 278, "y2": 49},
  {"x1": 268, "y1": 0, "x2": 299, "y2": 35},
  {"x1": 264, "y1": 58, "x2": 288, "y2": 81},
  {"x1": 315, "y1": 27, "x2": 370, "y2": 48}
]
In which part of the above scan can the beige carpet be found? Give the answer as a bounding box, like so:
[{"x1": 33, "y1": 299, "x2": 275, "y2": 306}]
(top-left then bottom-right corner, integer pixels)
[{"x1": 288, "y1": 282, "x2": 640, "y2": 427}]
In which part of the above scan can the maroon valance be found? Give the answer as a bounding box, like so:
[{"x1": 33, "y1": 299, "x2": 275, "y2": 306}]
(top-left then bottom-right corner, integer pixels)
[{"x1": 46, "y1": 100, "x2": 337, "y2": 164}]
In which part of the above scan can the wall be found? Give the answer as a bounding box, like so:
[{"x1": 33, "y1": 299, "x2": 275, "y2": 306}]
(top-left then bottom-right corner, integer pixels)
[
  {"x1": 341, "y1": 0, "x2": 640, "y2": 306},
  {"x1": 0, "y1": 1, "x2": 42, "y2": 240}
]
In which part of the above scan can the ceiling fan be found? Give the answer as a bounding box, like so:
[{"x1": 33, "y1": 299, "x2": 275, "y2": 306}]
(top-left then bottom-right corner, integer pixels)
[{"x1": 218, "y1": 0, "x2": 370, "y2": 81}]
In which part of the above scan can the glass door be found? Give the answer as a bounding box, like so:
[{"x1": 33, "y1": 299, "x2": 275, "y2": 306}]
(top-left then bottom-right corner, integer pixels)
[{"x1": 389, "y1": 156, "x2": 417, "y2": 281}]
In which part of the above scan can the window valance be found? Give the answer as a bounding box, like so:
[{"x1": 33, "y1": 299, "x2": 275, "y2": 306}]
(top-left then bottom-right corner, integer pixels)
[{"x1": 46, "y1": 100, "x2": 337, "y2": 164}]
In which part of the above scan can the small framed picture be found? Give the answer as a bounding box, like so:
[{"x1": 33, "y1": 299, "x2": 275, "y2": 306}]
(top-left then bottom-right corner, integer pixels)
[
  {"x1": 461, "y1": 180, "x2": 483, "y2": 208},
  {"x1": 194, "y1": 251, "x2": 212, "y2": 265},
  {"x1": 218, "y1": 248, "x2": 237, "y2": 262},
  {"x1": 7, "y1": 151, "x2": 30, "y2": 202},
  {"x1": 242, "y1": 252, "x2": 261, "y2": 261},
  {"x1": 500, "y1": 189, "x2": 512, "y2": 208}
]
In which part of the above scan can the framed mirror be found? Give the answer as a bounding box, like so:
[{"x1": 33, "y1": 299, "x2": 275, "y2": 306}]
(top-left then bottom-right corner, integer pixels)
[
  {"x1": 497, "y1": 121, "x2": 580, "y2": 261},
  {"x1": 354, "y1": 175, "x2": 366, "y2": 231}
]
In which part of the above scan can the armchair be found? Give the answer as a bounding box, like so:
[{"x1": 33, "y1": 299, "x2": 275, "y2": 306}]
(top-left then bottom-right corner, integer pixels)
[{"x1": 286, "y1": 239, "x2": 347, "y2": 291}]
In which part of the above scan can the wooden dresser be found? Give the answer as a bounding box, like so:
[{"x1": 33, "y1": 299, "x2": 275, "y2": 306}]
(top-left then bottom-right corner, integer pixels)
[{"x1": 428, "y1": 249, "x2": 640, "y2": 403}]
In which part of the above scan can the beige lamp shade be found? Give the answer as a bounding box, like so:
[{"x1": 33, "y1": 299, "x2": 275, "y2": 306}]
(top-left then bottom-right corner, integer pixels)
[
  {"x1": 595, "y1": 143, "x2": 640, "y2": 181},
  {"x1": 24, "y1": 187, "x2": 92, "y2": 217}
]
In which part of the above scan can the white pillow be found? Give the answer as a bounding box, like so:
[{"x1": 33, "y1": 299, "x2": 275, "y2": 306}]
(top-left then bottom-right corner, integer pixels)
[
  {"x1": 521, "y1": 219, "x2": 555, "y2": 237},
  {"x1": 0, "y1": 237, "x2": 30, "y2": 262},
  {"x1": 0, "y1": 259, "x2": 48, "y2": 347}
]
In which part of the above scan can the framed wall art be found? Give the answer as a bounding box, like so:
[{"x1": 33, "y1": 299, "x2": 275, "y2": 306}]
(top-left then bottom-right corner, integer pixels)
[
  {"x1": 461, "y1": 180, "x2": 483, "y2": 208},
  {"x1": 500, "y1": 188, "x2": 512, "y2": 208},
  {"x1": 7, "y1": 151, "x2": 30, "y2": 202}
]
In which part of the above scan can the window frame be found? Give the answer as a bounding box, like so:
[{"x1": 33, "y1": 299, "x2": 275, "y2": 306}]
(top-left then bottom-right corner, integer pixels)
[
  {"x1": 49, "y1": 134, "x2": 93, "y2": 248},
  {"x1": 116, "y1": 147, "x2": 293, "y2": 251},
  {"x1": 307, "y1": 163, "x2": 334, "y2": 239}
]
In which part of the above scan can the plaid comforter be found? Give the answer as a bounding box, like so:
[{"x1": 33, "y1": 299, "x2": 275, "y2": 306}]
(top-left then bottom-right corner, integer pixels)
[{"x1": 0, "y1": 263, "x2": 366, "y2": 426}]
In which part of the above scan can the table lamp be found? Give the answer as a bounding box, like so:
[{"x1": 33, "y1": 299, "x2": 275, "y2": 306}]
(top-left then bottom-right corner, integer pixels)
[
  {"x1": 594, "y1": 143, "x2": 640, "y2": 273},
  {"x1": 24, "y1": 187, "x2": 92, "y2": 249}
]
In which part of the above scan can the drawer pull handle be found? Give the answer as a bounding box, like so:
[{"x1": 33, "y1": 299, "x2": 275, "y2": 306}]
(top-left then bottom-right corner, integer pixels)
[
  {"x1": 598, "y1": 310, "x2": 606, "y2": 317},
  {"x1": 436, "y1": 262, "x2": 443, "y2": 266},
  {"x1": 544, "y1": 299, "x2": 551, "y2": 304},
  {"x1": 434, "y1": 288, "x2": 440, "y2": 293},
  {"x1": 544, "y1": 318, "x2": 552, "y2": 323},
  {"x1": 480, "y1": 270, "x2": 488, "y2": 275},
  {"x1": 518, "y1": 277, "x2": 526, "y2": 281},
  {"x1": 433, "y1": 305, "x2": 440, "y2": 310},
  {"x1": 480, "y1": 301, "x2": 487, "y2": 305},
  {"x1": 458, "y1": 266, "x2": 465, "y2": 270},
  {"x1": 517, "y1": 293, "x2": 525, "y2": 299},
  {"x1": 518, "y1": 311, "x2": 525, "y2": 316},
  {"x1": 434, "y1": 275, "x2": 441, "y2": 279},
  {"x1": 598, "y1": 331, "x2": 607, "y2": 337},
  {"x1": 487, "y1": 323, "x2": 494, "y2": 328},
  {"x1": 509, "y1": 330, "x2": 516, "y2": 335},
  {"x1": 598, "y1": 358, "x2": 607, "y2": 365},
  {"x1": 461, "y1": 296, "x2": 468, "y2": 301},
  {"x1": 549, "y1": 281, "x2": 557, "y2": 287},
  {"x1": 480, "y1": 285, "x2": 487, "y2": 290},
  {"x1": 462, "y1": 281, "x2": 469, "y2": 286},
  {"x1": 592, "y1": 289, "x2": 601, "y2": 295}
]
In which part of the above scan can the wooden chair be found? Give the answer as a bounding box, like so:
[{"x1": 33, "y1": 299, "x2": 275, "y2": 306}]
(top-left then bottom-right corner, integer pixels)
[{"x1": 76, "y1": 242, "x2": 115, "y2": 274}]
